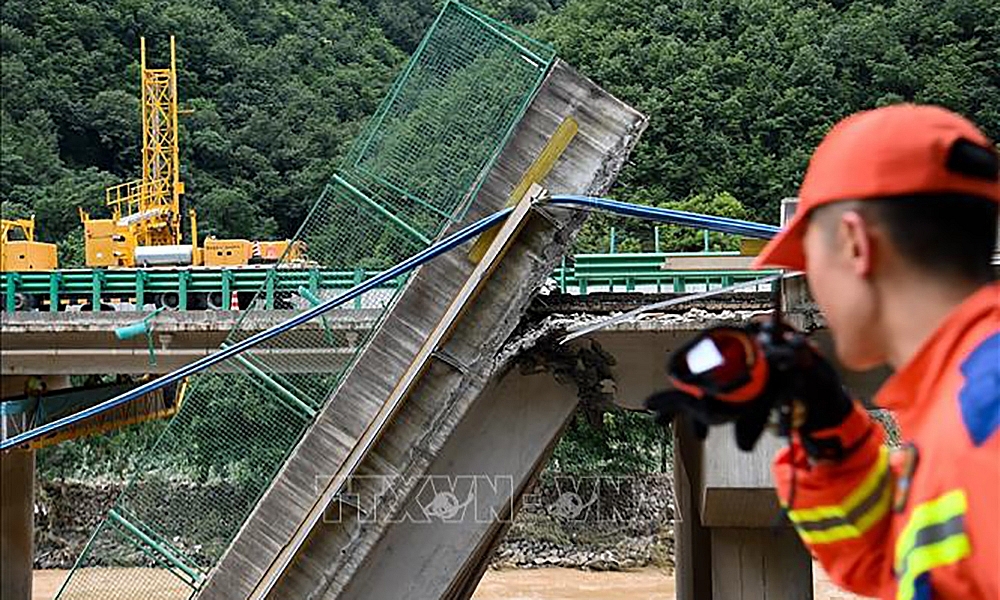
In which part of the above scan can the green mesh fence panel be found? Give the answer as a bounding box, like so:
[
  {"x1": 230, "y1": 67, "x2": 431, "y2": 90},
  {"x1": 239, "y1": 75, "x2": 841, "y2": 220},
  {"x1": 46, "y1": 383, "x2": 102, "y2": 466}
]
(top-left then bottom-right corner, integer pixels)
[
  {"x1": 342, "y1": 1, "x2": 555, "y2": 235},
  {"x1": 55, "y1": 2, "x2": 554, "y2": 598}
]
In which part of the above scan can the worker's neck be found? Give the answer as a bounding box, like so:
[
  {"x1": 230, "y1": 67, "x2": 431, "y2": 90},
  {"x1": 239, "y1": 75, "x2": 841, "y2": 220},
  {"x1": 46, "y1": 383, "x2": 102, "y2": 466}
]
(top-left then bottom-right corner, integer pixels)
[{"x1": 878, "y1": 272, "x2": 984, "y2": 370}]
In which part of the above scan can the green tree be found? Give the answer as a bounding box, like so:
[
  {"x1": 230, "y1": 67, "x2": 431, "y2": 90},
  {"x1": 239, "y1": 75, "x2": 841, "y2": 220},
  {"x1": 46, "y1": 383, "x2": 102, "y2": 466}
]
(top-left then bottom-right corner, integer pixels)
[
  {"x1": 655, "y1": 191, "x2": 749, "y2": 252},
  {"x1": 196, "y1": 188, "x2": 278, "y2": 241},
  {"x1": 549, "y1": 409, "x2": 668, "y2": 474}
]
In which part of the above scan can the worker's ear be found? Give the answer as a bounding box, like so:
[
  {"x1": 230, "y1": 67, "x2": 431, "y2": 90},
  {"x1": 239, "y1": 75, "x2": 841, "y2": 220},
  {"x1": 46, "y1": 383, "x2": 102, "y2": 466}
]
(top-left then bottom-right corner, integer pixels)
[{"x1": 837, "y1": 210, "x2": 875, "y2": 277}]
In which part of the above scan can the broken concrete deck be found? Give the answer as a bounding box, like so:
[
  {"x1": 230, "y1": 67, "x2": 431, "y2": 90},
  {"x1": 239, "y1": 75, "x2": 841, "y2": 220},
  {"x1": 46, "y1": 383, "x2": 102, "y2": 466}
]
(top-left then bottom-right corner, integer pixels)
[{"x1": 195, "y1": 60, "x2": 647, "y2": 599}]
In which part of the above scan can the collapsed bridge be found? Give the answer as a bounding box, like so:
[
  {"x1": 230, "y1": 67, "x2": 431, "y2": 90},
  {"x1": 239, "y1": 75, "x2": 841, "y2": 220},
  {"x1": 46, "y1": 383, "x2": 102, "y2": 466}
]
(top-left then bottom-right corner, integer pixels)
[
  {"x1": 32, "y1": 4, "x2": 648, "y2": 598},
  {"x1": 1, "y1": 3, "x2": 898, "y2": 599}
]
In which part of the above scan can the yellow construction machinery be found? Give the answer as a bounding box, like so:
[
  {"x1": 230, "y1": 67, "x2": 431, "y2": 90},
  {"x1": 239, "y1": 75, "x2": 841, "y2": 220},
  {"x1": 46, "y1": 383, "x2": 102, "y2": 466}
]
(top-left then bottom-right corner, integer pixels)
[
  {"x1": 1, "y1": 217, "x2": 57, "y2": 272},
  {"x1": 79, "y1": 36, "x2": 189, "y2": 268},
  {"x1": 79, "y1": 36, "x2": 303, "y2": 268}
]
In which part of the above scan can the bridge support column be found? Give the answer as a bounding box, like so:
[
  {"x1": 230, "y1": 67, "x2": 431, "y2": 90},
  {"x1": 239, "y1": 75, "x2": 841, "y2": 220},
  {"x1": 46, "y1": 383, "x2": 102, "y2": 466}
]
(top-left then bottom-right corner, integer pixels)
[
  {"x1": 710, "y1": 527, "x2": 812, "y2": 599},
  {"x1": 2, "y1": 375, "x2": 36, "y2": 600},
  {"x1": 673, "y1": 417, "x2": 712, "y2": 600},
  {"x1": 674, "y1": 421, "x2": 814, "y2": 600},
  {"x1": 1, "y1": 446, "x2": 34, "y2": 600},
  {"x1": 2, "y1": 374, "x2": 70, "y2": 600}
]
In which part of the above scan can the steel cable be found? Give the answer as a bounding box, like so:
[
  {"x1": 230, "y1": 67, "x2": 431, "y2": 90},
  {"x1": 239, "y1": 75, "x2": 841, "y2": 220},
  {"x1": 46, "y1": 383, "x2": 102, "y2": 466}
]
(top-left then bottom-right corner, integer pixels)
[
  {"x1": 1, "y1": 208, "x2": 513, "y2": 451},
  {"x1": 549, "y1": 195, "x2": 780, "y2": 239},
  {"x1": 2, "y1": 197, "x2": 783, "y2": 451}
]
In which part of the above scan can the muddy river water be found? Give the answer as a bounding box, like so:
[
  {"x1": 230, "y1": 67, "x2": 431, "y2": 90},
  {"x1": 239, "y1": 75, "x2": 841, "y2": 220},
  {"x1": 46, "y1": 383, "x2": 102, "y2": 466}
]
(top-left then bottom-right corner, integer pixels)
[
  {"x1": 474, "y1": 567, "x2": 676, "y2": 599},
  {"x1": 34, "y1": 567, "x2": 863, "y2": 599},
  {"x1": 32, "y1": 568, "x2": 672, "y2": 599}
]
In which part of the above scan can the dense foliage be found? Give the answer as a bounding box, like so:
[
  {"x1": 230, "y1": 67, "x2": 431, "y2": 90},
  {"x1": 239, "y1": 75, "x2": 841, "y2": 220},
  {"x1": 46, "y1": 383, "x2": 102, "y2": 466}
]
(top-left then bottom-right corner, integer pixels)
[
  {"x1": 4, "y1": 0, "x2": 997, "y2": 255},
  {"x1": 7, "y1": 0, "x2": 997, "y2": 479},
  {"x1": 531, "y1": 0, "x2": 999, "y2": 248},
  {"x1": 550, "y1": 409, "x2": 670, "y2": 474},
  {"x1": 2, "y1": 0, "x2": 407, "y2": 258}
]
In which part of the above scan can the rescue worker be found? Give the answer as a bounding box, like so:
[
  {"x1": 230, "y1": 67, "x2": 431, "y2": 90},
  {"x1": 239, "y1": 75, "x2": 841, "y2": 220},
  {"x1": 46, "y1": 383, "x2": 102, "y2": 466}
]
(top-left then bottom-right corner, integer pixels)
[{"x1": 647, "y1": 104, "x2": 999, "y2": 599}]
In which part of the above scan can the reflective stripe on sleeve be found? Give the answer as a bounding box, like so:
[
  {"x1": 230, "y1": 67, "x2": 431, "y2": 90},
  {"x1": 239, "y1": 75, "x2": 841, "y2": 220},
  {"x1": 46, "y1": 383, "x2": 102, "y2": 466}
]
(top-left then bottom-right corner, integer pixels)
[
  {"x1": 894, "y1": 490, "x2": 971, "y2": 600},
  {"x1": 785, "y1": 445, "x2": 892, "y2": 545}
]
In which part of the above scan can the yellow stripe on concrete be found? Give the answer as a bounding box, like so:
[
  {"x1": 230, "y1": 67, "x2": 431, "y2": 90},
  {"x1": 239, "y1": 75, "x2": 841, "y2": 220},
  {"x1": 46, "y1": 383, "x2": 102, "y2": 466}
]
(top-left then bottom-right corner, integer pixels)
[{"x1": 467, "y1": 116, "x2": 578, "y2": 264}]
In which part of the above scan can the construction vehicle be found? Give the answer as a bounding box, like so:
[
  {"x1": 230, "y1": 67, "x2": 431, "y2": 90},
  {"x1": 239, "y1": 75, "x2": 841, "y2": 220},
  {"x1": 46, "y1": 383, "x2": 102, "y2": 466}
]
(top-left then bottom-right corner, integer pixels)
[
  {"x1": 1, "y1": 217, "x2": 57, "y2": 272},
  {"x1": 1, "y1": 36, "x2": 310, "y2": 311},
  {"x1": 78, "y1": 35, "x2": 304, "y2": 269}
]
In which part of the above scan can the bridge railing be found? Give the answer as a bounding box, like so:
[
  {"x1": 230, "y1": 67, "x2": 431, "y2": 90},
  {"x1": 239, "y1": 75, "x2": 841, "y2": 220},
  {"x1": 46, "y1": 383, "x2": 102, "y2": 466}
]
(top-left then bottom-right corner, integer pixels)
[
  {"x1": 552, "y1": 252, "x2": 777, "y2": 295},
  {"x1": 0, "y1": 252, "x2": 781, "y2": 312},
  {"x1": 0, "y1": 268, "x2": 402, "y2": 312}
]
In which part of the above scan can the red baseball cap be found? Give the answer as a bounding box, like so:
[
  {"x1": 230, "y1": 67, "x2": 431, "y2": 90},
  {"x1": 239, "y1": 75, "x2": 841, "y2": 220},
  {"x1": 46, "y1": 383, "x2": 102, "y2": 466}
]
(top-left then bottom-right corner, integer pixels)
[{"x1": 753, "y1": 104, "x2": 1000, "y2": 270}]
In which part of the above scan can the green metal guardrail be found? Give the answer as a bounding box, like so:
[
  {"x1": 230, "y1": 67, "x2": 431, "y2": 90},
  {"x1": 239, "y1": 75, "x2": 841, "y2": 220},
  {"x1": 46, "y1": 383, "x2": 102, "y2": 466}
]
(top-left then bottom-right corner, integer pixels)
[
  {"x1": 0, "y1": 267, "x2": 397, "y2": 312},
  {"x1": 556, "y1": 252, "x2": 779, "y2": 294},
  {"x1": 1, "y1": 253, "x2": 777, "y2": 312}
]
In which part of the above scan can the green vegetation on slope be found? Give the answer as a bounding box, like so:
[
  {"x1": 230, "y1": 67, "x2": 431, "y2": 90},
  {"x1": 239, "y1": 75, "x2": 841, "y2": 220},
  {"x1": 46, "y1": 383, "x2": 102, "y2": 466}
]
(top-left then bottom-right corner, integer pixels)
[
  {"x1": 2, "y1": 0, "x2": 406, "y2": 258},
  {"x1": 3, "y1": 0, "x2": 997, "y2": 257},
  {"x1": 529, "y1": 0, "x2": 999, "y2": 248}
]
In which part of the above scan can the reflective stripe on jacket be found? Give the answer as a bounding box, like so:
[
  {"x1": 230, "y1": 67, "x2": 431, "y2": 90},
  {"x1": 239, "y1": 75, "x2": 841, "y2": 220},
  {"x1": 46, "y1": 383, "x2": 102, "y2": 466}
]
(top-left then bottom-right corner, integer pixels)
[{"x1": 773, "y1": 282, "x2": 1000, "y2": 600}]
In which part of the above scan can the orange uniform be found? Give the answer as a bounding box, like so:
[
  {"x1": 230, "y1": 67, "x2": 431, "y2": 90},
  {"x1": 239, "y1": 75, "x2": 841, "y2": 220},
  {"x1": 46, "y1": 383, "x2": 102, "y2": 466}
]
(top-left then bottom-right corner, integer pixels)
[{"x1": 773, "y1": 282, "x2": 1000, "y2": 600}]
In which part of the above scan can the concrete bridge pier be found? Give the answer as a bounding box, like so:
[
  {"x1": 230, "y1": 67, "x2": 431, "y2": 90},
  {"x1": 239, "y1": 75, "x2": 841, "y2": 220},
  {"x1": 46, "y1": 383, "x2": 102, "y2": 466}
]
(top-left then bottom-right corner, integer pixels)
[
  {"x1": 2, "y1": 446, "x2": 34, "y2": 600},
  {"x1": 677, "y1": 423, "x2": 815, "y2": 600},
  {"x1": 1, "y1": 374, "x2": 70, "y2": 600}
]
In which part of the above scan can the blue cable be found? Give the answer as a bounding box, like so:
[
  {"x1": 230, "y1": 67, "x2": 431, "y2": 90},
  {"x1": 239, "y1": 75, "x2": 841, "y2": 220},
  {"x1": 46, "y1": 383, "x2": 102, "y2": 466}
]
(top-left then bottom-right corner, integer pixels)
[
  {"x1": 1, "y1": 195, "x2": 782, "y2": 451},
  {"x1": 1, "y1": 208, "x2": 514, "y2": 451},
  {"x1": 549, "y1": 195, "x2": 779, "y2": 239}
]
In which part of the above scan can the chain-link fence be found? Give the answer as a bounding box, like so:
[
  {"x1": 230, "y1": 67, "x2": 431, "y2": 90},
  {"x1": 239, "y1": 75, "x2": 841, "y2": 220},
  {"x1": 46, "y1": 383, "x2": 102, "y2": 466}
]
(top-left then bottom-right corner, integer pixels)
[{"x1": 55, "y1": 2, "x2": 555, "y2": 598}]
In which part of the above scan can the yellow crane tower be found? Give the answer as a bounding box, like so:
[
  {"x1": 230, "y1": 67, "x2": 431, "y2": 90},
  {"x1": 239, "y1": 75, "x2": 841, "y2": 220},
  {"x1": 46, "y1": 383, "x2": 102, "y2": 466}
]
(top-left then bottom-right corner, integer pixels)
[
  {"x1": 76, "y1": 35, "x2": 304, "y2": 270},
  {"x1": 80, "y1": 36, "x2": 199, "y2": 267}
]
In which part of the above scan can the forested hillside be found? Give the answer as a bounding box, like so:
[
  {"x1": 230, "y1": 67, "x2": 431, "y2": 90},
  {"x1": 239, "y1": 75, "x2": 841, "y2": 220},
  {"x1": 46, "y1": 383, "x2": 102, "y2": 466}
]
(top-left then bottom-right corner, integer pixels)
[
  {"x1": 534, "y1": 0, "x2": 999, "y2": 250},
  {"x1": 2, "y1": 0, "x2": 997, "y2": 261}
]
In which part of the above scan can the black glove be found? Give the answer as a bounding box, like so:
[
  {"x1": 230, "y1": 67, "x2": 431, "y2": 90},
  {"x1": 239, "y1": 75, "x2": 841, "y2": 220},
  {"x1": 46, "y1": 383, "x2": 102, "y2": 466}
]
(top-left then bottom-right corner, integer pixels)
[
  {"x1": 645, "y1": 387, "x2": 773, "y2": 450},
  {"x1": 644, "y1": 321, "x2": 858, "y2": 459}
]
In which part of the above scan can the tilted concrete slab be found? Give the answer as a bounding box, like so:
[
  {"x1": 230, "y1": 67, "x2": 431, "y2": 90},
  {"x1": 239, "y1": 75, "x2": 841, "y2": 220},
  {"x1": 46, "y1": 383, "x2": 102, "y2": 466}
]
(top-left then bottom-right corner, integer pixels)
[
  {"x1": 335, "y1": 369, "x2": 579, "y2": 600},
  {"x1": 194, "y1": 59, "x2": 647, "y2": 600}
]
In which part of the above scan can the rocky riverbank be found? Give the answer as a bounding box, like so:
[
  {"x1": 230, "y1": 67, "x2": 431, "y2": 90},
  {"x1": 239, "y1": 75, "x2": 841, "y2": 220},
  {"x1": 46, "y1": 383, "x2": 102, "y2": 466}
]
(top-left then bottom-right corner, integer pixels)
[
  {"x1": 491, "y1": 473, "x2": 674, "y2": 571},
  {"x1": 34, "y1": 473, "x2": 675, "y2": 571}
]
